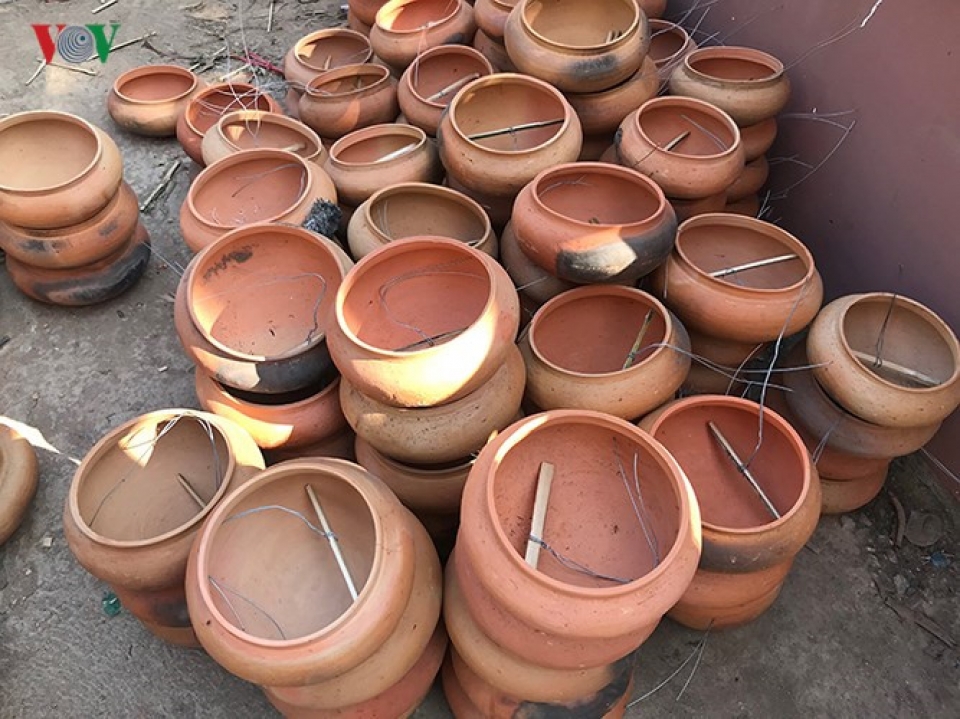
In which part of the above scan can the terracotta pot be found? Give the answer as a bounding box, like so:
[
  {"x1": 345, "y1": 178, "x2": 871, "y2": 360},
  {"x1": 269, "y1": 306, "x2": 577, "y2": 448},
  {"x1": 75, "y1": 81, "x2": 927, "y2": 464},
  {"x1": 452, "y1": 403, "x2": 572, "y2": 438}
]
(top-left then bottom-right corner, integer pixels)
[
  {"x1": 565, "y1": 56, "x2": 659, "y2": 136},
  {"x1": 176, "y1": 83, "x2": 282, "y2": 165},
  {"x1": 456, "y1": 410, "x2": 701, "y2": 670},
  {"x1": 512, "y1": 162, "x2": 677, "y2": 283},
  {"x1": 0, "y1": 181, "x2": 138, "y2": 270},
  {"x1": 472, "y1": 28, "x2": 517, "y2": 72},
  {"x1": 179, "y1": 149, "x2": 337, "y2": 253},
  {"x1": 324, "y1": 124, "x2": 442, "y2": 207},
  {"x1": 521, "y1": 286, "x2": 691, "y2": 419},
  {"x1": 740, "y1": 117, "x2": 777, "y2": 161},
  {"x1": 283, "y1": 28, "x2": 373, "y2": 93},
  {"x1": 636, "y1": 0, "x2": 667, "y2": 18},
  {"x1": 726, "y1": 155, "x2": 769, "y2": 202},
  {"x1": 724, "y1": 193, "x2": 761, "y2": 217},
  {"x1": 499, "y1": 221, "x2": 575, "y2": 306},
  {"x1": 328, "y1": 236, "x2": 520, "y2": 407},
  {"x1": 285, "y1": 88, "x2": 302, "y2": 119},
  {"x1": 265, "y1": 427, "x2": 358, "y2": 465},
  {"x1": 648, "y1": 19, "x2": 694, "y2": 87},
  {"x1": 185, "y1": 459, "x2": 442, "y2": 698},
  {"x1": 807, "y1": 293, "x2": 960, "y2": 429},
  {"x1": 473, "y1": 0, "x2": 517, "y2": 41},
  {"x1": 397, "y1": 45, "x2": 494, "y2": 135},
  {"x1": 371, "y1": 0, "x2": 477, "y2": 72},
  {"x1": 819, "y1": 463, "x2": 890, "y2": 515},
  {"x1": 681, "y1": 329, "x2": 765, "y2": 396},
  {"x1": 503, "y1": 0, "x2": 647, "y2": 93},
  {"x1": 107, "y1": 64, "x2": 203, "y2": 137},
  {"x1": 63, "y1": 410, "x2": 264, "y2": 645},
  {"x1": 348, "y1": 9, "x2": 374, "y2": 35},
  {"x1": 299, "y1": 64, "x2": 400, "y2": 141},
  {"x1": 437, "y1": 73, "x2": 583, "y2": 198},
  {"x1": 341, "y1": 342, "x2": 524, "y2": 463},
  {"x1": 442, "y1": 655, "x2": 485, "y2": 718},
  {"x1": 0, "y1": 424, "x2": 39, "y2": 545},
  {"x1": 616, "y1": 96, "x2": 744, "y2": 199},
  {"x1": 348, "y1": 182, "x2": 497, "y2": 261},
  {"x1": 650, "y1": 213, "x2": 823, "y2": 343},
  {"x1": 201, "y1": 111, "x2": 327, "y2": 167},
  {"x1": 0, "y1": 112, "x2": 123, "y2": 230},
  {"x1": 349, "y1": 0, "x2": 390, "y2": 26},
  {"x1": 670, "y1": 191, "x2": 728, "y2": 222},
  {"x1": 669, "y1": 46, "x2": 790, "y2": 127},
  {"x1": 6, "y1": 222, "x2": 150, "y2": 306},
  {"x1": 444, "y1": 174, "x2": 515, "y2": 230}
]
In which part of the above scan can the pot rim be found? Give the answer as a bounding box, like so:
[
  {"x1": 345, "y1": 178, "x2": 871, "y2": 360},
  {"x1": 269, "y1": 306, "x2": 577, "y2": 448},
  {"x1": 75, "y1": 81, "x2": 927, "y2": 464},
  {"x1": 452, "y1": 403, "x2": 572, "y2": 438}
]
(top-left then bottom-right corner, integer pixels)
[
  {"x1": 375, "y1": 0, "x2": 461, "y2": 35},
  {"x1": 184, "y1": 82, "x2": 267, "y2": 137},
  {"x1": 193, "y1": 459, "x2": 389, "y2": 648},
  {"x1": 404, "y1": 45, "x2": 494, "y2": 109},
  {"x1": 0, "y1": 111, "x2": 103, "y2": 195},
  {"x1": 681, "y1": 45, "x2": 785, "y2": 86},
  {"x1": 67, "y1": 410, "x2": 239, "y2": 550},
  {"x1": 112, "y1": 64, "x2": 200, "y2": 105},
  {"x1": 517, "y1": 0, "x2": 641, "y2": 53},
  {"x1": 647, "y1": 19, "x2": 692, "y2": 68},
  {"x1": 528, "y1": 285, "x2": 676, "y2": 378},
  {"x1": 304, "y1": 63, "x2": 392, "y2": 98},
  {"x1": 292, "y1": 28, "x2": 372, "y2": 71},
  {"x1": 634, "y1": 95, "x2": 741, "y2": 161},
  {"x1": 674, "y1": 212, "x2": 817, "y2": 295},
  {"x1": 329, "y1": 123, "x2": 428, "y2": 167},
  {"x1": 213, "y1": 110, "x2": 324, "y2": 159},
  {"x1": 447, "y1": 73, "x2": 576, "y2": 157}
]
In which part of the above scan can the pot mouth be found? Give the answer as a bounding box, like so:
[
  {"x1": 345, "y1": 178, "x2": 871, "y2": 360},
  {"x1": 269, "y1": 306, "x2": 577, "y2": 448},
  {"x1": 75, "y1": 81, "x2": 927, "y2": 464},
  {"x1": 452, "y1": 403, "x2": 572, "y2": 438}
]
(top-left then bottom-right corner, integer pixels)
[
  {"x1": 68, "y1": 411, "x2": 237, "y2": 549},
  {"x1": 376, "y1": 0, "x2": 460, "y2": 34},
  {"x1": 0, "y1": 111, "x2": 102, "y2": 194},
  {"x1": 684, "y1": 46, "x2": 785, "y2": 85},
  {"x1": 519, "y1": 0, "x2": 641, "y2": 52},
  {"x1": 406, "y1": 45, "x2": 494, "y2": 108},
  {"x1": 675, "y1": 212, "x2": 816, "y2": 294},
  {"x1": 838, "y1": 293, "x2": 960, "y2": 393},
  {"x1": 293, "y1": 28, "x2": 372, "y2": 71},
  {"x1": 330, "y1": 123, "x2": 427, "y2": 166},
  {"x1": 185, "y1": 83, "x2": 273, "y2": 136},
  {"x1": 648, "y1": 20, "x2": 690, "y2": 66},
  {"x1": 215, "y1": 110, "x2": 323, "y2": 159},
  {"x1": 634, "y1": 96, "x2": 741, "y2": 161},
  {"x1": 113, "y1": 64, "x2": 199, "y2": 105},
  {"x1": 305, "y1": 63, "x2": 391, "y2": 98},
  {"x1": 363, "y1": 182, "x2": 491, "y2": 247}
]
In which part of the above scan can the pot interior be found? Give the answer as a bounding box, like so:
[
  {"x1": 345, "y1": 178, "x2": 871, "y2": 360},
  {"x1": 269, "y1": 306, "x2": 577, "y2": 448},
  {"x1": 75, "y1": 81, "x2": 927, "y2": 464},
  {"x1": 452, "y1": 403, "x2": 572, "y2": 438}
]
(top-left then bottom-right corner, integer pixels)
[
  {"x1": 454, "y1": 80, "x2": 567, "y2": 151},
  {"x1": 207, "y1": 470, "x2": 375, "y2": 640},
  {"x1": 190, "y1": 228, "x2": 343, "y2": 358},
  {"x1": 368, "y1": 186, "x2": 487, "y2": 243},
  {"x1": 522, "y1": 0, "x2": 635, "y2": 48},
  {"x1": 342, "y1": 243, "x2": 490, "y2": 351},
  {"x1": 678, "y1": 219, "x2": 809, "y2": 290},
  {"x1": 379, "y1": 0, "x2": 458, "y2": 32},
  {"x1": 492, "y1": 418, "x2": 680, "y2": 587},
  {"x1": 533, "y1": 291, "x2": 667, "y2": 374},
  {"x1": 689, "y1": 51, "x2": 779, "y2": 82},
  {"x1": 648, "y1": 22, "x2": 687, "y2": 66},
  {"x1": 188, "y1": 84, "x2": 273, "y2": 135},
  {"x1": 652, "y1": 401, "x2": 805, "y2": 529},
  {"x1": 76, "y1": 416, "x2": 229, "y2": 542},
  {"x1": 536, "y1": 167, "x2": 660, "y2": 224},
  {"x1": 312, "y1": 67, "x2": 387, "y2": 96},
  {"x1": 333, "y1": 129, "x2": 422, "y2": 163},
  {"x1": 118, "y1": 68, "x2": 195, "y2": 102},
  {"x1": 409, "y1": 49, "x2": 491, "y2": 105},
  {"x1": 220, "y1": 114, "x2": 321, "y2": 158},
  {"x1": 638, "y1": 102, "x2": 736, "y2": 156},
  {"x1": 193, "y1": 155, "x2": 310, "y2": 227},
  {"x1": 842, "y1": 296, "x2": 957, "y2": 388},
  {"x1": 0, "y1": 116, "x2": 98, "y2": 191},
  {"x1": 296, "y1": 31, "x2": 371, "y2": 70}
]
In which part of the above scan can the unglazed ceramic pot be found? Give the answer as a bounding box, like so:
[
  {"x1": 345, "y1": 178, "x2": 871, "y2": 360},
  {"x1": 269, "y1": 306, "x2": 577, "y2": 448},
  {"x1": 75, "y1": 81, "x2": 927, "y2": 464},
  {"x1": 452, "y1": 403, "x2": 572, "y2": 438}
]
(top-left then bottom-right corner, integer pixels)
[
  {"x1": 371, "y1": 0, "x2": 477, "y2": 72},
  {"x1": 264, "y1": 427, "x2": 358, "y2": 465},
  {"x1": 740, "y1": 117, "x2": 778, "y2": 161},
  {"x1": 0, "y1": 424, "x2": 39, "y2": 545},
  {"x1": 349, "y1": 0, "x2": 390, "y2": 26},
  {"x1": 565, "y1": 56, "x2": 659, "y2": 136},
  {"x1": 108, "y1": 64, "x2": 203, "y2": 136},
  {"x1": 283, "y1": 28, "x2": 373, "y2": 94},
  {"x1": 670, "y1": 192, "x2": 729, "y2": 222},
  {"x1": 499, "y1": 221, "x2": 575, "y2": 306},
  {"x1": 299, "y1": 64, "x2": 400, "y2": 141},
  {"x1": 472, "y1": 27, "x2": 517, "y2": 73},
  {"x1": 473, "y1": 0, "x2": 518, "y2": 41},
  {"x1": 681, "y1": 328, "x2": 765, "y2": 396},
  {"x1": 201, "y1": 111, "x2": 327, "y2": 167},
  {"x1": 726, "y1": 155, "x2": 769, "y2": 202},
  {"x1": 648, "y1": 19, "x2": 695, "y2": 87},
  {"x1": 818, "y1": 463, "x2": 890, "y2": 515},
  {"x1": 724, "y1": 193, "x2": 761, "y2": 217},
  {"x1": 636, "y1": 0, "x2": 668, "y2": 18}
]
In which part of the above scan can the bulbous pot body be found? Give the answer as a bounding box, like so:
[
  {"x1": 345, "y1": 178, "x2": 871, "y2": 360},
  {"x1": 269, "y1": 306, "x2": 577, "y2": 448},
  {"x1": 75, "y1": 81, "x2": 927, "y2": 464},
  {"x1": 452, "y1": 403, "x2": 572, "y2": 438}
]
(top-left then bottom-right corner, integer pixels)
[
  {"x1": 565, "y1": 56, "x2": 659, "y2": 136},
  {"x1": 648, "y1": 19, "x2": 694, "y2": 88},
  {"x1": 819, "y1": 464, "x2": 889, "y2": 515},
  {"x1": 727, "y1": 155, "x2": 769, "y2": 202},
  {"x1": 371, "y1": 0, "x2": 477, "y2": 73},
  {"x1": 472, "y1": 27, "x2": 517, "y2": 72},
  {"x1": 499, "y1": 221, "x2": 574, "y2": 306},
  {"x1": 349, "y1": 0, "x2": 390, "y2": 25},
  {"x1": 0, "y1": 424, "x2": 39, "y2": 545},
  {"x1": 740, "y1": 117, "x2": 777, "y2": 161},
  {"x1": 299, "y1": 64, "x2": 399, "y2": 142},
  {"x1": 473, "y1": 0, "x2": 517, "y2": 41},
  {"x1": 108, "y1": 65, "x2": 203, "y2": 137}
]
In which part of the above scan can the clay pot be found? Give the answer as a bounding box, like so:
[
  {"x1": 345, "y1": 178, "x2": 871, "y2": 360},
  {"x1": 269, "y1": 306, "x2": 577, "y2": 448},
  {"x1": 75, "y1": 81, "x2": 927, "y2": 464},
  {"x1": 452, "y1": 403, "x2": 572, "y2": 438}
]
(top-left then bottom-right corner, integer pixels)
[
  {"x1": 472, "y1": 28, "x2": 517, "y2": 72},
  {"x1": 371, "y1": 0, "x2": 477, "y2": 72},
  {"x1": 681, "y1": 329, "x2": 765, "y2": 396},
  {"x1": 445, "y1": 174, "x2": 515, "y2": 230},
  {"x1": 176, "y1": 83, "x2": 282, "y2": 165},
  {"x1": 727, "y1": 155, "x2": 769, "y2": 202},
  {"x1": 503, "y1": 0, "x2": 648, "y2": 93},
  {"x1": 669, "y1": 46, "x2": 790, "y2": 127},
  {"x1": 179, "y1": 149, "x2": 337, "y2": 253},
  {"x1": 0, "y1": 424, "x2": 39, "y2": 545},
  {"x1": 521, "y1": 286, "x2": 691, "y2": 419},
  {"x1": 341, "y1": 343, "x2": 524, "y2": 463},
  {"x1": 616, "y1": 96, "x2": 744, "y2": 199},
  {"x1": 724, "y1": 193, "x2": 761, "y2": 217},
  {"x1": 265, "y1": 427, "x2": 358, "y2": 465},
  {"x1": 648, "y1": 19, "x2": 694, "y2": 87},
  {"x1": 639, "y1": 396, "x2": 821, "y2": 629},
  {"x1": 670, "y1": 191, "x2": 728, "y2": 222},
  {"x1": 398, "y1": 45, "x2": 495, "y2": 135},
  {"x1": 0, "y1": 181, "x2": 138, "y2": 270},
  {"x1": 6, "y1": 222, "x2": 150, "y2": 306},
  {"x1": 807, "y1": 293, "x2": 960, "y2": 428},
  {"x1": 283, "y1": 28, "x2": 373, "y2": 94},
  {"x1": 819, "y1": 463, "x2": 890, "y2": 515},
  {"x1": 500, "y1": 221, "x2": 574, "y2": 306},
  {"x1": 456, "y1": 410, "x2": 702, "y2": 670},
  {"x1": 512, "y1": 162, "x2": 677, "y2": 283},
  {"x1": 650, "y1": 213, "x2": 823, "y2": 343},
  {"x1": 328, "y1": 236, "x2": 520, "y2": 407},
  {"x1": 565, "y1": 56, "x2": 659, "y2": 136},
  {"x1": 348, "y1": 182, "x2": 497, "y2": 261},
  {"x1": 324, "y1": 124, "x2": 442, "y2": 207},
  {"x1": 63, "y1": 410, "x2": 264, "y2": 645},
  {"x1": 350, "y1": 0, "x2": 390, "y2": 26},
  {"x1": 0, "y1": 112, "x2": 123, "y2": 230},
  {"x1": 107, "y1": 64, "x2": 202, "y2": 137},
  {"x1": 184, "y1": 459, "x2": 442, "y2": 702},
  {"x1": 437, "y1": 73, "x2": 583, "y2": 198},
  {"x1": 473, "y1": 0, "x2": 517, "y2": 41},
  {"x1": 299, "y1": 64, "x2": 400, "y2": 141},
  {"x1": 636, "y1": 0, "x2": 667, "y2": 18},
  {"x1": 201, "y1": 111, "x2": 327, "y2": 167}
]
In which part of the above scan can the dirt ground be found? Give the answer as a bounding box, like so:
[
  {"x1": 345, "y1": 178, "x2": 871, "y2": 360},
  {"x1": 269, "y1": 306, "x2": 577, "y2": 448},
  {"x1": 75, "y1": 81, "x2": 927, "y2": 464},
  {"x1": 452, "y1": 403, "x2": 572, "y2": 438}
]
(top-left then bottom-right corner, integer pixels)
[{"x1": 0, "y1": 1, "x2": 957, "y2": 717}]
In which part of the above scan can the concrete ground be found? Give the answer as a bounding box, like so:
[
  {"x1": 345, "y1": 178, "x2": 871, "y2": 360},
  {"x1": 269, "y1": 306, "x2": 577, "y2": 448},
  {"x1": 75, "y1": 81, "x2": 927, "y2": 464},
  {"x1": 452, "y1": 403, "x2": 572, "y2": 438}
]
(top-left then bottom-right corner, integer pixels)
[{"x1": 0, "y1": 2, "x2": 957, "y2": 718}]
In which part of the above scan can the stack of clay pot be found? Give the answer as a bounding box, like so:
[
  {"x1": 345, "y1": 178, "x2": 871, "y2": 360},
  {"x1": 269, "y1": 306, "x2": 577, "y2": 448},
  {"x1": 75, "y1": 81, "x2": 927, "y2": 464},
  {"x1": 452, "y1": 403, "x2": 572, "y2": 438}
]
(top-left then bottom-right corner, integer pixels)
[
  {"x1": 327, "y1": 237, "x2": 523, "y2": 552},
  {"x1": 177, "y1": 223, "x2": 357, "y2": 463},
  {"x1": 299, "y1": 62, "x2": 400, "y2": 143},
  {"x1": 184, "y1": 458, "x2": 447, "y2": 716},
  {"x1": 778, "y1": 293, "x2": 960, "y2": 513},
  {"x1": 282, "y1": 28, "x2": 374, "y2": 115},
  {"x1": 444, "y1": 410, "x2": 701, "y2": 715},
  {"x1": 472, "y1": 0, "x2": 518, "y2": 72},
  {"x1": 63, "y1": 409, "x2": 264, "y2": 646},
  {"x1": 651, "y1": 213, "x2": 823, "y2": 395}
]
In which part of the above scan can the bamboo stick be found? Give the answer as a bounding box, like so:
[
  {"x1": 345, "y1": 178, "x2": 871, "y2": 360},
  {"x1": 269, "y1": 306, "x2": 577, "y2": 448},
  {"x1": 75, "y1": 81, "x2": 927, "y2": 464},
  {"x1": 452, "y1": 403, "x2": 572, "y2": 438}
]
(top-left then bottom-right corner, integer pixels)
[
  {"x1": 468, "y1": 118, "x2": 564, "y2": 142},
  {"x1": 710, "y1": 254, "x2": 799, "y2": 279},
  {"x1": 425, "y1": 73, "x2": 479, "y2": 102},
  {"x1": 177, "y1": 473, "x2": 206, "y2": 509},
  {"x1": 622, "y1": 309, "x2": 656, "y2": 370},
  {"x1": 852, "y1": 351, "x2": 941, "y2": 388},
  {"x1": 306, "y1": 485, "x2": 359, "y2": 600},
  {"x1": 707, "y1": 422, "x2": 780, "y2": 520},
  {"x1": 524, "y1": 463, "x2": 555, "y2": 568}
]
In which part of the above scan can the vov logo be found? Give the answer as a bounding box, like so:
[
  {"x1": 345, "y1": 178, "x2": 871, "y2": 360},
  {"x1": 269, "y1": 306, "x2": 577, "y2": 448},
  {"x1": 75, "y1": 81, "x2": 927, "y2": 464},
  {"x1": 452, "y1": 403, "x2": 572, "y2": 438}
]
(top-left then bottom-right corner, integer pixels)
[{"x1": 31, "y1": 23, "x2": 121, "y2": 64}]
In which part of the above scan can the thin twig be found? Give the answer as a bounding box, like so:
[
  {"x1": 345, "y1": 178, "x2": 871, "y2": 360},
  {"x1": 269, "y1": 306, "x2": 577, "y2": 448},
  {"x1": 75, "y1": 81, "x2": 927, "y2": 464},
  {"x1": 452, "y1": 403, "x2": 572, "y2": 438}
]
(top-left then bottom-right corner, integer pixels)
[
  {"x1": 525, "y1": 463, "x2": 554, "y2": 569},
  {"x1": 710, "y1": 254, "x2": 799, "y2": 279},
  {"x1": 373, "y1": 143, "x2": 418, "y2": 163},
  {"x1": 267, "y1": 0, "x2": 277, "y2": 32},
  {"x1": 425, "y1": 73, "x2": 479, "y2": 102},
  {"x1": 305, "y1": 485, "x2": 359, "y2": 600},
  {"x1": 140, "y1": 160, "x2": 182, "y2": 213},
  {"x1": 25, "y1": 60, "x2": 45, "y2": 86},
  {"x1": 662, "y1": 131, "x2": 691, "y2": 152},
  {"x1": 394, "y1": 327, "x2": 467, "y2": 351},
  {"x1": 889, "y1": 492, "x2": 906, "y2": 548},
  {"x1": 92, "y1": 0, "x2": 118, "y2": 14},
  {"x1": 468, "y1": 119, "x2": 564, "y2": 141},
  {"x1": 48, "y1": 62, "x2": 98, "y2": 77},
  {"x1": 176, "y1": 473, "x2": 207, "y2": 509},
  {"x1": 623, "y1": 310, "x2": 655, "y2": 369},
  {"x1": 852, "y1": 351, "x2": 940, "y2": 388},
  {"x1": 707, "y1": 421, "x2": 780, "y2": 519},
  {"x1": 85, "y1": 32, "x2": 158, "y2": 62}
]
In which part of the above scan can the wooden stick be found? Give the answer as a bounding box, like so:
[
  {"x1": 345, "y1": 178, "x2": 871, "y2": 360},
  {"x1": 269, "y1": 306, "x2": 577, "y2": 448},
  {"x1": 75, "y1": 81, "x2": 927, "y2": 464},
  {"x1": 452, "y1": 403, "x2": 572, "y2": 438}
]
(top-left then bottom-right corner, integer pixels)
[
  {"x1": 25, "y1": 60, "x2": 46, "y2": 86},
  {"x1": 373, "y1": 143, "x2": 418, "y2": 163},
  {"x1": 92, "y1": 0, "x2": 118, "y2": 14},
  {"x1": 140, "y1": 160, "x2": 182, "y2": 213},
  {"x1": 707, "y1": 421, "x2": 780, "y2": 520},
  {"x1": 622, "y1": 309, "x2": 655, "y2": 370},
  {"x1": 524, "y1": 463, "x2": 555, "y2": 568},
  {"x1": 48, "y1": 62, "x2": 98, "y2": 77},
  {"x1": 710, "y1": 254, "x2": 799, "y2": 279},
  {"x1": 425, "y1": 73, "x2": 479, "y2": 102},
  {"x1": 852, "y1": 350, "x2": 941, "y2": 388},
  {"x1": 661, "y1": 131, "x2": 691, "y2": 152},
  {"x1": 267, "y1": 0, "x2": 276, "y2": 32},
  {"x1": 306, "y1": 485, "x2": 359, "y2": 600},
  {"x1": 322, "y1": 56, "x2": 332, "y2": 70},
  {"x1": 177, "y1": 473, "x2": 206, "y2": 509},
  {"x1": 279, "y1": 143, "x2": 306, "y2": 152},
  {"x1": 468, "y1": 118, "x2": 564, "y2": 142}
]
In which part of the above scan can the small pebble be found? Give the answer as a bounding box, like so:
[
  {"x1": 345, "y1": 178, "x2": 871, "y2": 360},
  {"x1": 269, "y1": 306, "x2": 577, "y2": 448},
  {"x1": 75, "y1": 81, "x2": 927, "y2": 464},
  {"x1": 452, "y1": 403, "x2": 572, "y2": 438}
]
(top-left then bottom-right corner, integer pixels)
[{"x1": 893, "y1": 574, "x2": 909, "y2": 598}]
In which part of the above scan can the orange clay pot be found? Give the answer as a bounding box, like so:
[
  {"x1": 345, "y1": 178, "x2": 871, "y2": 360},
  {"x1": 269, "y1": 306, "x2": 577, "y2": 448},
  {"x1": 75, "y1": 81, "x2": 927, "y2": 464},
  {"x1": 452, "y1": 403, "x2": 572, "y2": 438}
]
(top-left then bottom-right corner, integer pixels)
[
  {"x1": 299, "y1": 64, "x2": 399, "y2": 142},
  {"x1": 648, "y1": 19, "x2": 695, "y2": 88},
  {"x1": 636, "y1": 0, "x2": 668, "y2": 18},
  {"x1": 499, "y1": 221, "x2": 575, "y2": 306},
  {"x1": 472, "y1": 28, "x2": 517, "y2": 73},
  {"x1": 370, "y1": 0, "x2": 476, "y2": 73},
  {"x1": 283, "y1": 28, "x2": 373, "y2": 93},
  {"x1": 670, "y1": 191, "x2": 728, "y2": 222},
  {"x1": 564, "y1": 56, "x2": 659, "y2": 136},
  {"x1": 726, "y1": 155, "x2": 769, "y2": 202},
  {"x1": 444, "y1": 174, "x2": 516, "y2": 230},
  {"x1": 681, "y1": 329, "x2": 765, "y2": 396},
  {"x1": 724, "y1": 193, "x2": 761, "y2": 217},
  {"x1": 201, "y1": 110, "x2": 327, "y2": 167},
  {"x1": 740, "y1": 117, "x2": 778, "y2": 161},
  {"x1": 264, "y1": 427, "x2": 358, "y2": 465},
  {"x1": 473, "y1": 0, "x2": 518, "y2": 41},
  {"x1": 819, "y1": 463, "x2": 890, "y2": 515},
  {"x1": 108, "y1": 64, "x2": 203, "y2": 137},
  {"x1": 0, "y1": 423, "x2": 39, "y2": 545},
  {"x1": 349, "y1": 0, "x2": 390, "y2": 26}
]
